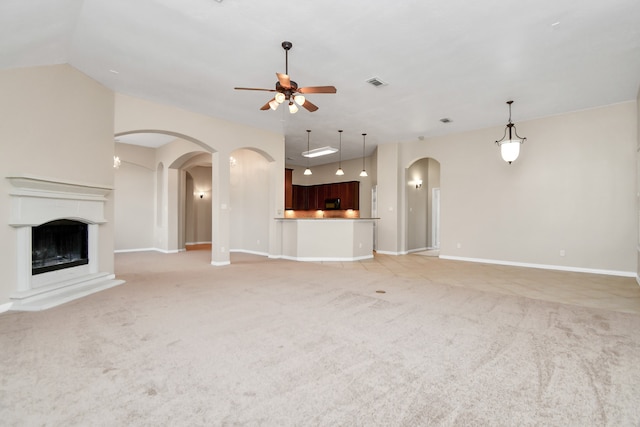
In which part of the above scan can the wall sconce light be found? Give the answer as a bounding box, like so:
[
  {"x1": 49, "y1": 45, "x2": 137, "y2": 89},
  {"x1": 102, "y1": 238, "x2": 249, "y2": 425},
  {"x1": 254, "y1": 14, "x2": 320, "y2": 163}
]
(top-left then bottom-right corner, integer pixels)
[
  {"x1": 199, "y1": 192, "x2": 204, "y2": 199},
  {"x1": 113, "y1": 155, "x2": 121, "y2": 169},
  {"x1": 495, "y1": 100, "x2": 527, "y2": 164},
  {"x1": 415, "y1": 179, "x2": 422, "y2": 189}
]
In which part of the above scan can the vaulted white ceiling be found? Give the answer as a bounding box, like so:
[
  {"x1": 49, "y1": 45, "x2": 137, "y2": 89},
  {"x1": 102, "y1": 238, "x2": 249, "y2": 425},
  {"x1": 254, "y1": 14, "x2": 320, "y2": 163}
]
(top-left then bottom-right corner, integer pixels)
[{"x1": 2, "y1": 0, "x2": 639, "y2": 166}]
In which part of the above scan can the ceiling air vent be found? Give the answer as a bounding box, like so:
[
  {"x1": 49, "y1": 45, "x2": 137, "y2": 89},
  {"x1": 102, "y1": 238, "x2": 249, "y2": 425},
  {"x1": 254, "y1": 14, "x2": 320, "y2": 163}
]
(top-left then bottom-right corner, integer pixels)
[{"x1": 366, "y1": 77, "x2": 387, "y2": 87}]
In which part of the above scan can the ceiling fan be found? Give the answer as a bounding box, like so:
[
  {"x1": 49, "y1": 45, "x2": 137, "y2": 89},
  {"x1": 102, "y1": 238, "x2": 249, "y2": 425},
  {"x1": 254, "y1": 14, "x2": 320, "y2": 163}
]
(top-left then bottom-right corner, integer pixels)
[{"x1": 234, "y1": 41, "x2": 337, "y2": 113}]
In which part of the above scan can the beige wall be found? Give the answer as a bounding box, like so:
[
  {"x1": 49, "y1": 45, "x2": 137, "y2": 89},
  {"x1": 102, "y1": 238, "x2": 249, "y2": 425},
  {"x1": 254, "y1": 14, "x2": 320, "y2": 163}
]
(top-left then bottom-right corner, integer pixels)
[
  {"x1": 230, "y1": 149, "x2": 270, "y2": 254},
  {"x1": 382, "y1": 102, "x2": 638, "y2": 275},
  {"x1": 0, "y1": 64, "x2": 115, "y2": 304},
  {"x1": 114, "y1": 143, "x2": 156, "y2": 250}
]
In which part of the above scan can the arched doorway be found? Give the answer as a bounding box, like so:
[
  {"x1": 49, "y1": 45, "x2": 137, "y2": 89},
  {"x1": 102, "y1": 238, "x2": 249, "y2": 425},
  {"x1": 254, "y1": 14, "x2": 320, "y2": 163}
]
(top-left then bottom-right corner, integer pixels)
[
  {"x1": 113, "y1": 131, "x2": 214, "y2": 254},
  {"x1": 406, "y1": 157, "x2": 441, "y2": 252}
]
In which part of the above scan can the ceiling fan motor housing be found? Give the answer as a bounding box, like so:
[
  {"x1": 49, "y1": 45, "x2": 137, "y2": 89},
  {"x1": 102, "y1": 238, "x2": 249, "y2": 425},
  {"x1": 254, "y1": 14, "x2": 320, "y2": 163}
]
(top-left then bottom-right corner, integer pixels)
[{"x1": 276, "y1": 80, "x2": 298, "y2": 100}]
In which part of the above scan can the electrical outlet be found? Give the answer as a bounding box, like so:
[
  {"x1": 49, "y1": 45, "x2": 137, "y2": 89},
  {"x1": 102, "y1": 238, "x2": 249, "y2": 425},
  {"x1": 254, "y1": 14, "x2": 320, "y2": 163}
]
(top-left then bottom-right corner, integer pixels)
[
  {"x1": 457, "y1": 243, "x2": 462, "y2": 249},
  {"x1": 560, "y1": 249, "x2": 565, "y2": 257}
]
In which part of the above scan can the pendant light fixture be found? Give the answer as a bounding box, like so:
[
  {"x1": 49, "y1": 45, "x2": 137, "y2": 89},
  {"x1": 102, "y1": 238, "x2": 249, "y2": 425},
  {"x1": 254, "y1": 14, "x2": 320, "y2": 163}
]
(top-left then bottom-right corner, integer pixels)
[
  {"x1": 495, "y1": 100, "x2": 527, "y2": 164},
  {"x1": 359, "y1": 133, "x2": 368, "y2": 177},
  {"x1": 335, "y1": 130, "x2": 344, "y2": 176},
  {"x1": 303, "y1": 130, "x2": 312, "y2": 175}
]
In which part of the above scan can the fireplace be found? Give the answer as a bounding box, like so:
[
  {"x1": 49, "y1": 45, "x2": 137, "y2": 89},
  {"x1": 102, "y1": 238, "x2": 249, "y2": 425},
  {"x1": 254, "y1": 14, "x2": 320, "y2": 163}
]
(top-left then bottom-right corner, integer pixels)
[
  {"x1": 32, "y1": 219, "x2": 89, "y2": 275},
  {"x1": 7, "y1": 175, "x2": 124, "y2": 311}
]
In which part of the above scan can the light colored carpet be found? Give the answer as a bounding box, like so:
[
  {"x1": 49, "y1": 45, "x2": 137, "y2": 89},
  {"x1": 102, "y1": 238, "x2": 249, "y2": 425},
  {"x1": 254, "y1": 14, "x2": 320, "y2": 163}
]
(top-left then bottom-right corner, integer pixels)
[{"x1": 1, "y1": 251, "x2": 639, "y2": 426}]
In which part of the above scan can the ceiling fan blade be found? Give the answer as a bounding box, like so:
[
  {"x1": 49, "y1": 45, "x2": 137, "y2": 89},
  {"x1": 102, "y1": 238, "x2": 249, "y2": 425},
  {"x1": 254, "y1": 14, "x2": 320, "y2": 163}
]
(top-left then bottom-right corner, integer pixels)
[
  {"x1": 234, "y1": 87, "x2": 276, "y2": 92},
  {"x1": 276, "y1": 73, "x2": 291, "y2": 89},
  {"x1": 260, "y1": 99, "x2": 275, "y2": 110},
  {"x1": 301, "y1": 99, "x2": 319, "y2": 112},
  {"x1": 298, "y1": 86, "x2": 337, "y2": 94}
]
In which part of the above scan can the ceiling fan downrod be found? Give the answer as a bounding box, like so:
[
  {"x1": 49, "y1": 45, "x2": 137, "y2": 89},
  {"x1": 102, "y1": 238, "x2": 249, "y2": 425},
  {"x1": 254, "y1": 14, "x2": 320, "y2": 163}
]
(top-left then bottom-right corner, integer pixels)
[{"x1": 282, "y1": 41, "x2": 292, "y2": 75}]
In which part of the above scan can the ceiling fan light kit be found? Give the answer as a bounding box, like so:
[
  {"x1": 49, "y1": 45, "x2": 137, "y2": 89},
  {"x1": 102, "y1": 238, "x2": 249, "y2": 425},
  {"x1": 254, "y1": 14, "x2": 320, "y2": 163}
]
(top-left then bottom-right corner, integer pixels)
[{"x1": 234, "y1": 41, "x2": 337, "y2": 113}]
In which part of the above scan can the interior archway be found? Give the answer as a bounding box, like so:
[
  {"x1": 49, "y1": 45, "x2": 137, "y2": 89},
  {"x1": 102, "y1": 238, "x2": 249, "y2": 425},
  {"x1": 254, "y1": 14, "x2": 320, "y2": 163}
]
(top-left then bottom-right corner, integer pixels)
[{"x1": 405, "y1": 157, "x2": 441, "y2": 253}]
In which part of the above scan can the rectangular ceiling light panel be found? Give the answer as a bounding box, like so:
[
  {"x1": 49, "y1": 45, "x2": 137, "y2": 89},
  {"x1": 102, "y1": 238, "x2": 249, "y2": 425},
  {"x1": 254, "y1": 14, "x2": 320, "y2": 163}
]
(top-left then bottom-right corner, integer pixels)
[{"x1": 302, "y1": 146, "x2": 339, "y2": 158}]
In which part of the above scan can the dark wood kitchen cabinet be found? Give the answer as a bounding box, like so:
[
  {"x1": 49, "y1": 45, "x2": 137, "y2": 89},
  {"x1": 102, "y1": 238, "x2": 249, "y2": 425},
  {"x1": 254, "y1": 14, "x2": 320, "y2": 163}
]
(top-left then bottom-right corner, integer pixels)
[
  {"x1": 285, "y1": 168, "x2": 293, "y2": 209},
  {"x1": 287, "y1": 180, "x2": 359, "y2": 210}
]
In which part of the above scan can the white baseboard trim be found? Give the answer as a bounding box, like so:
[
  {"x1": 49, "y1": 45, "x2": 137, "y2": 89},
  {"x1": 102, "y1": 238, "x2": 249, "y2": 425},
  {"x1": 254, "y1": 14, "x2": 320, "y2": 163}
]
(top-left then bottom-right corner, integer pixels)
[
  {"x1": 375, "y1": 250, "x2": 402, "y2": 256},
  {"x1": 407, "y1": 247, "x2": 428, "y2": 254},
  {"x1": 440, "y1": 255, "x2": 636, "y2": 278},
  {"x1": 0, "y1": 302, "x2": 13, "y2": 313},
  {"x1": 211, "y1": 260, "x2": 231, "y2": 267},
  {"x1": 277, "y1": 254, "x2": 374, "y2": 262},
  {"x1": 229, "y1": 249, "x2": 269, "y2": 257},
  {"x1": 185, "y1": 241, "x2": 212, "y2": 245},
  {"x1": 636, "y1": 275, "x2": 640, "y2": 287},
  {"x1": 115, "y1": 248, "x2": 181, "y2": 254}
]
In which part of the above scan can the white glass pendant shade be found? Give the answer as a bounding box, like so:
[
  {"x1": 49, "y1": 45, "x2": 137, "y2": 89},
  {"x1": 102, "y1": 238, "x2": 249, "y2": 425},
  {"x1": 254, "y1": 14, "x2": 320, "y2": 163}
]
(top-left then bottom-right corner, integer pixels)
[
  {"x1": 269, "y1": 99, "x2": 279, "y2": 110},
  {"x1": 335, "y1": 168, "x2": 344, "y2": 176},
  {"x1": 289, "y1": 102, "x2": 299, "y2": 114},
  {"x1": 274, "y1": 92, "x2": 286, "y2": 103},
  {"x1": 499, "y1": 140, "x2": 521, "y2": 163},
  {"x1": 304, "y1": 167, "x2": 312, "y2": 175},
  {"x1": 294, "y1": 95, "x2": 305, "y2": 106},
  {"x1": 359, "y1": 170, "x2": 368, "y2": 177}
]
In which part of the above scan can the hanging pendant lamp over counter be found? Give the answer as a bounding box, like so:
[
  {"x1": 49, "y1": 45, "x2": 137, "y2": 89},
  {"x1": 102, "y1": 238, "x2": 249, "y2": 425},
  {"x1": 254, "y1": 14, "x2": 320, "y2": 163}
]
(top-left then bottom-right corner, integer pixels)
[
  {"x1": 335, "y1": 130, "x2": 344, "y2": 176},
  {"x1": 495, "y1": 100, "x2": 527, "y2": 164},
  {"x1": 359, "y1": 133, "x2": 368, "y2": 177},
  {"x1": 303, "y1": 130, "x2": 312, "y2": 175}
]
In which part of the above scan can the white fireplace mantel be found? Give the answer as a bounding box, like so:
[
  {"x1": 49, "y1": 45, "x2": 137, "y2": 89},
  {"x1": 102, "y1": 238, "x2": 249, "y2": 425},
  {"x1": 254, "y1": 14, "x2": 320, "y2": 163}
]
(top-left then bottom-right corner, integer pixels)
[
  {"x1": 7, "y1": 174, "x2": 113, "y2": 227},
  {"x1": 6, "y1": 174, "x2": 123, "y2": 311}
]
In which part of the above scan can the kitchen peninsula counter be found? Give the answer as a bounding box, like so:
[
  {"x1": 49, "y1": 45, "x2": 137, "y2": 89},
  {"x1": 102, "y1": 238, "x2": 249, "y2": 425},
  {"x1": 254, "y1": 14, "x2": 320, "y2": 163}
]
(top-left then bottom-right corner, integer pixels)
[{"x1": 275, "y1": 218, "x2": 378, "y2": 262}]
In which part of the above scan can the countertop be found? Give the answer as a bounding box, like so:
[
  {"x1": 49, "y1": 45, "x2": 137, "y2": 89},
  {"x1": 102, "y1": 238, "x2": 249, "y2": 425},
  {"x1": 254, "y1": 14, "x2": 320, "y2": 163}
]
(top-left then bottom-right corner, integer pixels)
[{"x1": 275, "y1": 217, "x2": 379, "y2": 220}]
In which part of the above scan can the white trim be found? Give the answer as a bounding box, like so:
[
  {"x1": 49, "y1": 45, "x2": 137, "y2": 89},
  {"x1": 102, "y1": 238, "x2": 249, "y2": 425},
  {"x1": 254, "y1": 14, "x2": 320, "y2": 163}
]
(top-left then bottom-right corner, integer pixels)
[
  {"x1": 114, "y1": 248, "x2": 158, "y2": 254},
  {"x1": 185, "y1": 241, "x2": 212, "y2": 246},
  {"x1": 229, "y1": 249, "x2": 269, "y2": 257},
  {"x1": 0, "y1": 302, "x2": 13, "y2": 313},
  {"x1": 114, "y1": 248, "x2": 180, "y2": 254},
  {"x1": 440, "y1": 255, "x2": 636, "y2": 278},
  {"x1": 211, "y1": 260, "x2": 231, "y2": 267},
  {"x1": 156, "y1": 248, "x2": 181, "y2": 254},
  {"x1": 6, "y1": 174, "x2": 112, "y2": 202},
  {"x1": 278, "y1": 254, "x2": 374, "y2": 262},
  {"x1": 375, "y1": 250, "x2": 402, "y2": 256},
  {"x1": 407, "y1": 247, "x2": 428, "y2": 254}
]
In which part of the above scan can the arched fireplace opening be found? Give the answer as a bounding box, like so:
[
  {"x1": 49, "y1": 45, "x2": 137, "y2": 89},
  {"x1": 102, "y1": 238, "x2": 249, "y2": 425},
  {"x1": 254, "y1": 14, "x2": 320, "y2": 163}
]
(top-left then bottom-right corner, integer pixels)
[{"x1": 32, "y1": 219, "x2": 89, "y2": 275}]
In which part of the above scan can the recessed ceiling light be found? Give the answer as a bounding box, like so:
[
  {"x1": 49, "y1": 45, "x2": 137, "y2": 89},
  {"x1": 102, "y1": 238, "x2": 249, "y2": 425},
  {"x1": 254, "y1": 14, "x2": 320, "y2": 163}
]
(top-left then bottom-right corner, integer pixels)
[{"x1": 109, "y1": 69, "x2": 119, "y2": 74}]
